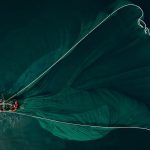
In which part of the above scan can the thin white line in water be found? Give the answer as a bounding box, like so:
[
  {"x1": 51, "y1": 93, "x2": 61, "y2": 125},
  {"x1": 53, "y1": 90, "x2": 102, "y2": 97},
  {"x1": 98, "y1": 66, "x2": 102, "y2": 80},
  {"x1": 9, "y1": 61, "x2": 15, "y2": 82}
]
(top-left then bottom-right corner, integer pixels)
[
  {"x1": 2, "y1": 111, "x2": 150, "y2": 132},
  {"x1": 7, "y1": 4, "x2": 149, "y2": 100}
]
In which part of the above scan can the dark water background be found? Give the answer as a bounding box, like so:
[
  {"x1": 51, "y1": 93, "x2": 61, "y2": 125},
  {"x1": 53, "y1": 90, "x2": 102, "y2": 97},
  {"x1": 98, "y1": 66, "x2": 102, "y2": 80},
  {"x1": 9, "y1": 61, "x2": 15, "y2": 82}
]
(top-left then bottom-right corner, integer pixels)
[{"x1": 0, "y1": 0, "x2": 150, "y2": 150}]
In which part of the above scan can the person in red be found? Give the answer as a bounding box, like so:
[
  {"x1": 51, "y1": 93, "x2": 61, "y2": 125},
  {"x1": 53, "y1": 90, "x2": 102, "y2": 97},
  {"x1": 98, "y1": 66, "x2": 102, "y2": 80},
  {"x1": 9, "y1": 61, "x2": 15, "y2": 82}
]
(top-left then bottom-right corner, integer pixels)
[{"x1": 10, "y1": 101, "x2": 19, "y2": 112}]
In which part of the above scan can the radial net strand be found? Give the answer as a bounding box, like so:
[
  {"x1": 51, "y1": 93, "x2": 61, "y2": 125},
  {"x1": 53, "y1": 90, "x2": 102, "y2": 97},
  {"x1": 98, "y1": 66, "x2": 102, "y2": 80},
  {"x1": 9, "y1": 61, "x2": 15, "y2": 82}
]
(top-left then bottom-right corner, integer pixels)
[{"x1": 0, "y1": 111, "x2": 149, "y2": 132}]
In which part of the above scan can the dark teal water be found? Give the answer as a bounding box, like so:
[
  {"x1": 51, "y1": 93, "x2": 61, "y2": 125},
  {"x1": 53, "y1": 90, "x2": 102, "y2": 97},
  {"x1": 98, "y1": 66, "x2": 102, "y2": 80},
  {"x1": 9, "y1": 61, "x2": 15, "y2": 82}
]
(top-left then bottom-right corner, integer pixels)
[{"x1": 0, "y1": 0, "x2": 150, "y2": 150}]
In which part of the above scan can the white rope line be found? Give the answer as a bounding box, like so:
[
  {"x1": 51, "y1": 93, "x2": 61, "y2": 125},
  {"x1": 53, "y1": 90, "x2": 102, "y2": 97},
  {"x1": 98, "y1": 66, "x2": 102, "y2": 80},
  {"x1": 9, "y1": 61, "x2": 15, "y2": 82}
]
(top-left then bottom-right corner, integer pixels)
[
  {"x1": 138, "y1": 19, "x2": 150, "y2": 35},
  {"x1": 7, "y1": 4, "x2": 149, "y2": 101},
  {"x1": 1, "y1": 111, "x2": 150, "y2": 132}
]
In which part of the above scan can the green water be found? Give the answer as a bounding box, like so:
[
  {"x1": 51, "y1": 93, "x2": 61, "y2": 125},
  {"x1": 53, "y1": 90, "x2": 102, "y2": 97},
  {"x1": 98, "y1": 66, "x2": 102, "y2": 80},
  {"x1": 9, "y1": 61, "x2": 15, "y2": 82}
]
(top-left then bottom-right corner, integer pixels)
[{"x1": 0, "y1": 0, "x2": 150, "y2": 149}]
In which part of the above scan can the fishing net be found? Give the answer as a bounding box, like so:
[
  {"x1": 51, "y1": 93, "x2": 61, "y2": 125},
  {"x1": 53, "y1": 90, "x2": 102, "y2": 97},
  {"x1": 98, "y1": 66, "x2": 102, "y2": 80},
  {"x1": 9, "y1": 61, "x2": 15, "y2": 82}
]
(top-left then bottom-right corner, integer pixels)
[{"x1": 0, "y1": 0, "x2": 150, "y2": 149}]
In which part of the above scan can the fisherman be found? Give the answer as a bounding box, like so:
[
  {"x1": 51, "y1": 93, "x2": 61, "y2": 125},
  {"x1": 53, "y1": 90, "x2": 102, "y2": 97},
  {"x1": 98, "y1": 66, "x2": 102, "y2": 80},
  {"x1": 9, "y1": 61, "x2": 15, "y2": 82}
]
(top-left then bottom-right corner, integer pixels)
[{"x1": 11, "y1": 101, "x2": 19, "y2": 112}]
